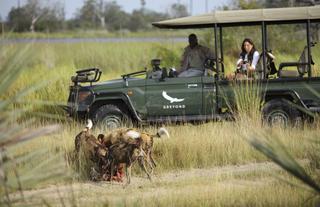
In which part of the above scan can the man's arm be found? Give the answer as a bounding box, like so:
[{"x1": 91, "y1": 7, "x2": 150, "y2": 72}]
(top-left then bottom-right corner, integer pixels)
[{"x1": 180, "y1": 47, "x2": 189, "y2": 72}]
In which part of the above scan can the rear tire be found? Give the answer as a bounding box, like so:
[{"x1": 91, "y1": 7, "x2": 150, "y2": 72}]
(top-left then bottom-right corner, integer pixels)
[
  {"x1": 262, "y1": 99, "x2": 302, "y2": 128},
  {"x1": 92, "y1": 104, "x2": 132, "y2": 130}
]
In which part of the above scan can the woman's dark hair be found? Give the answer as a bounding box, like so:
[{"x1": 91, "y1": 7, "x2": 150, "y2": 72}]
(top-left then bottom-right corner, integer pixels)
[{"x1": 240, "y1": 38, "x2": 257, "y2": 64}]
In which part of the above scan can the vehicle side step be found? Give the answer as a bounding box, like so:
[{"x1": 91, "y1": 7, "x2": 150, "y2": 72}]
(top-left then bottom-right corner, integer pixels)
[
  {"x1": 308, "y1": 107, "x2": 320, "y2": 112},
  {"x1": 146, "y1": 113, "x2": 233, "y2": 123}
]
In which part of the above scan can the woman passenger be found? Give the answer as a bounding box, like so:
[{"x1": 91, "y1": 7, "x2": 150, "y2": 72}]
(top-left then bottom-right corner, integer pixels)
[{"x1": 236, "y1": 38, "x2": 260, "y2": 78}]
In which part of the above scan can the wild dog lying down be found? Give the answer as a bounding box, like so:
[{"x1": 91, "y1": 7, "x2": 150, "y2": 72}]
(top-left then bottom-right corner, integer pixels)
[{"x1": 98, "y1": 127, "x2": 170, "y2": 175}]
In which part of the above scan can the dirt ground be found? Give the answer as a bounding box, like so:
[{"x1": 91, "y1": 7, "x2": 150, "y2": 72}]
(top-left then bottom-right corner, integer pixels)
[{"x1": 10, "y1": 161, "x2": 295, "y2": 206}]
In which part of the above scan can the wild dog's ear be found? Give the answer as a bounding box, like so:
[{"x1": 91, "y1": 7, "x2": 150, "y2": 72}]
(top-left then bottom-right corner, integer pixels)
[{"x1": 97, "y1": 134, "x2": 105, "y2": 142}]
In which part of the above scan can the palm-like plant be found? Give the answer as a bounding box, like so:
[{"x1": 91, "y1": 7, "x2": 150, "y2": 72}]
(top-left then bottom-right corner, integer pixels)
[{"x1": 0, "y1": 43, "x2": 69, "y2": 206}]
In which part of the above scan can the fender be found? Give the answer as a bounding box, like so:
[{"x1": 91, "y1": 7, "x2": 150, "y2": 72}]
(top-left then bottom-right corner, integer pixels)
[
  {"x1": 92, "y1": 92, "x2": 143, "y2": 122},
  {"x1": 263, "y1": 89, "x2": 313, "y2": 117}
]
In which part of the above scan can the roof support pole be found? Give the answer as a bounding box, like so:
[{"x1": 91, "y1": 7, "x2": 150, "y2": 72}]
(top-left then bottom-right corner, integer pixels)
[
  {"x1": 214, "y1": 23, "x2": 220, "y2": 79},
  {"x1": 261, "y1": 21, "x2": 267, "y2": 79},
  {"x1": 219, "y1": 26, "x2": 224, "y2": 75},
  {"x1": 307, "y1": 19, "x2": 312, "y2": 78}
]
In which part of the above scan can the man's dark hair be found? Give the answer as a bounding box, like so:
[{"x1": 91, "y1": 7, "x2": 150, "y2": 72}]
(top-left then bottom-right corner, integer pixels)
[
  {"x1": 188, "y1": 33, "x2": 197, "y2": 40},
  {"x1": 188, "y1": 33, "x2": 198, "y2": 48}
]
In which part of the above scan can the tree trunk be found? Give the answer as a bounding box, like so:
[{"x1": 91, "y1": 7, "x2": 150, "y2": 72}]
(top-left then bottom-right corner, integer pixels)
[
  {"x1": 30, "y1": 15, "x2": 40, "y2": 33},
  {"x1": 100, "y1": 16, "x2": 105, "y2": 29}
]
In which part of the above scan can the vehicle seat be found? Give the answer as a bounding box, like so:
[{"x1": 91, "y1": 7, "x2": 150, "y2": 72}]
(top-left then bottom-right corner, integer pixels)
[
  {"x1": 255, "y1": 54, "x2": 264, "y2": 79},
  {"x1": 255, "y1": 51, "x2": 277, "y2": 79},
  {"x1": 278, "y1": 70, "x2": 300, "y2": 78},
  {"x1": 278, "y1": 42, "x2": 316, "y2": 78}
]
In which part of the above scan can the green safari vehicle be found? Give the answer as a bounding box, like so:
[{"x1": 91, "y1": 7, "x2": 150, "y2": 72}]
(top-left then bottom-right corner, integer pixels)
[{"x1": 67, "y1": 6, "x2": 320, "y2": 129}]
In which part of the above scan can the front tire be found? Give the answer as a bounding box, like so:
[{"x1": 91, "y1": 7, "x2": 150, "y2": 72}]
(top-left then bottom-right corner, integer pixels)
[
  {"x1": 262, "y1": 99, "x2": 302, "y2": 128},
  {"x1": 92, "y1": 104, "x2": 132, "y2": 130}
]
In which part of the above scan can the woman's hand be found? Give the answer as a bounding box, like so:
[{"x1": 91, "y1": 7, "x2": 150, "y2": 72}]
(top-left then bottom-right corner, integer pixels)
[
  {"x1": 236, "y1": 60, "x2": 243, "y2": 69},
  {"x1": 247, "y1": 64, "x2": 255, "y2": 77}
]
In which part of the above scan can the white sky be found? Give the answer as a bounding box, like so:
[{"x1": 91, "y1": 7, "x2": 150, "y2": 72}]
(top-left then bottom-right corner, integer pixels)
[{"x1": 0, "y1": 0, "x2": 228, "y2": 20}]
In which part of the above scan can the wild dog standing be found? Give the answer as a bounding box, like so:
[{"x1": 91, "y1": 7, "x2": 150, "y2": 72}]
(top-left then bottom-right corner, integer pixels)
[
  {"x1": 74, "y1": 120, "x2": 107, "y2": 180},
  {"x1": 107, "y1": 134, "x2": 146, "y2": 185},
  {"x1": 139, "y1": 127, "x2": 170, "y2": 174}
]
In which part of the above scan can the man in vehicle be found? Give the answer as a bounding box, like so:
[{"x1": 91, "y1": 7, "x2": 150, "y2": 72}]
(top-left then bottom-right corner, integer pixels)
[{"x1": 178, "y1": 33, "x2": 215, "y2": 77}]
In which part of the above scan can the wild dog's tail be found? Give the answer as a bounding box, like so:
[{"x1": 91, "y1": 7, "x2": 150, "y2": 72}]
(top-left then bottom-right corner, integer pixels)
[
  {"x1": 154, "y1": 127, "x2": 170, "y2": 138},
  {"x1": 83, "y1": 119, "x2": 93, "y2": 131}
]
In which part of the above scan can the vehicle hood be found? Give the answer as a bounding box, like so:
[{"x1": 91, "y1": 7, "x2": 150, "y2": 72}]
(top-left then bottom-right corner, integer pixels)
[{"x1": 89, "y1": 78, "x2": 144, "y2": 90}]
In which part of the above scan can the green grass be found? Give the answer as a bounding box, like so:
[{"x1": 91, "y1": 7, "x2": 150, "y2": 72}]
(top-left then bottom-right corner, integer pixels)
[
  {"x1": 2, "y1": 37, "x2": 320, "y2": 206},
  {"x1": 5, "y1": 118, "x2": 320, "y2": 206},
  {"x1": 1, "y1": 29, "x2": 191, "y2": 39}
]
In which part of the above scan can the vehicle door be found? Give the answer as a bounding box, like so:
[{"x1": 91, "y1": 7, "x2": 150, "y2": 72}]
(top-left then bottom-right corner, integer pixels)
[
  {"x1": 202, "y1": 76, "x2": 218, "y2": 117},
  {"x1": 145, "y1": 76, "x2": 203, "y2": 117}
]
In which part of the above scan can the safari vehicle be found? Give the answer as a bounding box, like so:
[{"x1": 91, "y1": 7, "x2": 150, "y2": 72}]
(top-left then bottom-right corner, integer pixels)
[{"x1": 67, "y1": 6, "x2": 320, "y2": 129}]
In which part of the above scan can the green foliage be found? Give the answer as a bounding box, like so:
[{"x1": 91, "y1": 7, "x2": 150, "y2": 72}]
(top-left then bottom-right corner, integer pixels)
[
  {"x1": 153, "y1": 44, "x2": 183, "y2": 68},
  {"x1": 7, "y1": 0, "x2": 64, "y2": 32},
  {"x1": 103, "y1": 1, "x2": 130, "y2": 31},
  {"x1": 127, "y1": 9, "x2": 168, "y2": 32},
  {"x1": 238, "y1": 0, "x2": 262, "y2": 9},
  {"x1": 251, "y1": 135, "x2": 320, "y2": 194},
  {"x1": 78, "y1": 0, "x2": 99, "y2": 29},
  {"x1": 233, "y1": 81, "x2": 263, "y2": 119},
  {"x1": 0, "y1": 43, "x2": 70, "y2": 205}
]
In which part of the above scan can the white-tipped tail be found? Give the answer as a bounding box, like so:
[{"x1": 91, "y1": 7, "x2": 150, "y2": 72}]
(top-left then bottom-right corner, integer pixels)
[
  {"x1": 126, "y1": 130, "x2": 141, "y2": 139},
  {"x1": 86, "y1": 119, "x2": 93, "y2": 130},
  {"x1": 158, "y1": 127, "x2": 170, "y2": 138}
]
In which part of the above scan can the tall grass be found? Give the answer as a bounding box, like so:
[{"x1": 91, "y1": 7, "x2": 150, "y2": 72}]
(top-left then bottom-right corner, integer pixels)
[
  {"x1": 1, "y1": 36, "x2": 320, "y2": 206},
  {"x1": 0, "y1": 43, "x2": 71, "y2": 206},
  {"x1": 8, "y1": 117, "x2": 320, "y2": 206}
]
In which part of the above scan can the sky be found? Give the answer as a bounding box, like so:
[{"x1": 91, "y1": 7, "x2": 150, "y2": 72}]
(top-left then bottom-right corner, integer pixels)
[{"x1": 0, "y1": 0, "x2": 227, "y2": 20}]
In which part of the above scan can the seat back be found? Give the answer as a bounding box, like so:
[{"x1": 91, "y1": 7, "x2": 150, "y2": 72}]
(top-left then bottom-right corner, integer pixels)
[
  {"x1": 255, "y1": 51, "x2": 277, "y2": 79},
  {"x1": 297, "y1": 46, "x2": 308, "y2": 75},
  {"x1": 255, "y1": 54, "x2": 264, "y2": 79},
  {"x1": 278, "y1": 70, "x2": 299, "y2": 78}
]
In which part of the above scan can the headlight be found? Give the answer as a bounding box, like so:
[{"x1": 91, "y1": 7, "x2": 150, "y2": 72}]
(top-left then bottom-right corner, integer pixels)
[{"x1": 77, "y1": 91, "x2": 92, "y2": 102}]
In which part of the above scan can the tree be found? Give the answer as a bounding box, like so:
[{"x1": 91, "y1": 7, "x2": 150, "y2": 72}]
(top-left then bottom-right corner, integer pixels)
[
  {"x1": 127, "y1": 9, "x2": 168, "y2": 31},
  {"x1": 103, "y1": 1, "x2": 129, "y2": 31},
  {"x1": 97, "y1": 0, "x2": 106, "y2": 28},
  {"x1": 8, "y1": 7, "x2": 30, "y2": 32},
  {"x1": 169, "y1": 3, "x2": 189, "y2": 18},
  {"x1": 0, "y1": 16, "x2": 3, "y2": 34},
  {"x1": 25, "y1": 0, "x2": 42, "y2": 32},
  {"x1": 78, "y1": 0, "x2": 99, "y2": 28},
  {"x1": 7, "y1": 0, "x2": 64, "y2": 32},
  {"x1": 237, "y1": 0, "x2": 262, "y2": 9},
  {"x1": 140, "y1": 0, "x2": 146, "y2": 9}
]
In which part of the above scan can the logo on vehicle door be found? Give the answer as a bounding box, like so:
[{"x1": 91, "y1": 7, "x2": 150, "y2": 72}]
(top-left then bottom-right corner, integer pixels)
[
  {"x1": 162, "y1": 91, "x2": 185, "y2": 103},
  {"x1": 162, "y1": 91, "x2": 186, "y2": 110}
]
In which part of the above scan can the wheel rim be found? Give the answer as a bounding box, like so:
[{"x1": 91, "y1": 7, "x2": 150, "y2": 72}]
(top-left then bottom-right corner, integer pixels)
[
  {"x1": 101, "y1": 115, "x2": 122, "y2": 130},
  {"x1": 267, "y1": 110, "x2": 289, "y2": 127}
]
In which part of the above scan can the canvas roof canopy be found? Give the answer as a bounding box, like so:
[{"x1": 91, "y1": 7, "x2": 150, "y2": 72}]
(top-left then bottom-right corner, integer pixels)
[{"x1": 152, "y1": 6, "x2": 320, "y2": 29}]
